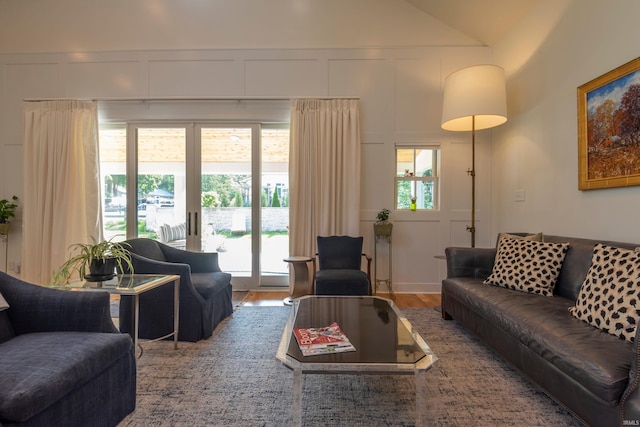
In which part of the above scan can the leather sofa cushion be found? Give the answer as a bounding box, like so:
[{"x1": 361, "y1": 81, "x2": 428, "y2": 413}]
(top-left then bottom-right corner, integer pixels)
[
  {"x1": 191, "y1": 272, "x2": 232, "y2": 299},
  {"x1": 443, "y1": 278, "x2": 633, "y2": 404},
  {"x1": 0, "y1": 331, "x2": 132, "y2": 422},
  {"x1": 544, "y1": 235, "x2": 639, "y2": 301}
]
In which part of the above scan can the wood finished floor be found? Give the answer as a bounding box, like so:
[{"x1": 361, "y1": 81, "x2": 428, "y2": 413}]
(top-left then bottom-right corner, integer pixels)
[{"x1": 236, "y1": 291, "x2": 441, "y2": 308}]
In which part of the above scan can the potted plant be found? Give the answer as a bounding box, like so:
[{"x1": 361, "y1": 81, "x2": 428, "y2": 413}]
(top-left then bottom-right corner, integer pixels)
[
  {"x1": 0, "y1": 195, "x2": 18, "y2": 235},
  {"x1": 373, "y1": 208, "x2": 393, "y2": 236},
  {"x1": 52, "y1": 236, "x2": 134, "y2": 284}
]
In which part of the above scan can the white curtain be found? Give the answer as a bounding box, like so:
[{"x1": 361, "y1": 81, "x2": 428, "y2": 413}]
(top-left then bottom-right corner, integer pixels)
[
  {"x1": 289, "y1": 98, "x2": 361, "y2": 258},
  {"x1": 22, "y1": 100, "x2": 103, "y2": 285}
]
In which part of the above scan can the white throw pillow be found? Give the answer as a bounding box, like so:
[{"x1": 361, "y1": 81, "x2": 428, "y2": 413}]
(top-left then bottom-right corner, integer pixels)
[
  {"x1": 484, "y1": 238, "x2": 569, "y2": 297},
  {"x1": 0, "y1": 291, "x2": 8, "y2": 311},
  {"x1": 570, "y1": 244, "x2": 640, "y2": 342}
]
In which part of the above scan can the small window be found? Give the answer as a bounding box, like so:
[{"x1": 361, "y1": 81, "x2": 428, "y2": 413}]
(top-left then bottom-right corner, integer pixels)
[{"x1": 395, "y1": 145, "x2": 439, "y2": 210}]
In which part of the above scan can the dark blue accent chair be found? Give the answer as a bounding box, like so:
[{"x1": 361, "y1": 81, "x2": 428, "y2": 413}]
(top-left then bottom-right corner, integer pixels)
[{"x1": 314, "y1": 235, "x2": 372, "y2": 296}]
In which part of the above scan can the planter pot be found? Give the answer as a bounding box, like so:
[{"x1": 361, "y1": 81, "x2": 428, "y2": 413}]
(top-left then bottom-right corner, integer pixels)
[
  {"x1": 373, "y1": 222, "x2": 393, "y2": 236},
  {"x1": 0, "y1": 223, "x2": 9, "y2": 236},
  {"x1": 85, "y1": 258, "x2": 117, "y2": 281}
]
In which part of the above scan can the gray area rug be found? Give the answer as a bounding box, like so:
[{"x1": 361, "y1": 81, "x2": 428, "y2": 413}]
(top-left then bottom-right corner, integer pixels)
[
  {"x1": 118, "y1": 306, "x2": 582, "y2": 426},
  {"x1": 110, "y1": 292, "x2": 246, "y2": 318}
]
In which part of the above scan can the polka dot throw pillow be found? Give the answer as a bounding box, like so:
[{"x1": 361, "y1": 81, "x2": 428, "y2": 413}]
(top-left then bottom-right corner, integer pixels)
[
  {"x1": 483, "y1": 238, "x2": 569, "y2": 296},
  {"x1": 569, "y1": 244, "x2": 640, "y2": 342}
]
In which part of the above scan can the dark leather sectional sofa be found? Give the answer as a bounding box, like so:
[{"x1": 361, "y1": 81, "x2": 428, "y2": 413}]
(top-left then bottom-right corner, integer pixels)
[{"x1": 442, "y1": 234, "x2": 640, "y2": 427}]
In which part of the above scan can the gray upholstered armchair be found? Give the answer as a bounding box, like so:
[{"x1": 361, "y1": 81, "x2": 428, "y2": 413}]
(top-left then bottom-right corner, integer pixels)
[
  {"x1": 119, "y1": 238, "x2": 233, "y2": 342},
  {"x1": 313, "y1": 235, "x2": 372, "y2": 296}
]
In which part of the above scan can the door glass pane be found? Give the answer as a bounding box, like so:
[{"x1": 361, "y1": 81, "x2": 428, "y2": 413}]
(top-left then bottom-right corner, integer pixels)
[
  {"x1": 200, "y1": 127, "x2": 252, "y2": 276},
  {"x1": 261, "y1": 128, "x2": 289, "y2": 278},
  {"x1": 137, "y1": 128, "x2": 186, "y2": 248},
  {"x1": 100, "y1": 126, "x2": 127, "y2": 242}
]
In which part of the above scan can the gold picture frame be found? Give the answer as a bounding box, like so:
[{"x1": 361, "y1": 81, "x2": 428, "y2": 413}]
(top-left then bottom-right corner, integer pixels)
[{"x1": 578, "y1": 56, "x2": 640, "y2": 190}]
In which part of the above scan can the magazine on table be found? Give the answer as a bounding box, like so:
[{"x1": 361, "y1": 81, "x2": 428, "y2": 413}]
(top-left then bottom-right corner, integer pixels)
[{"x1": 293, "y1": 322, "x2": 356, "y2": 356}]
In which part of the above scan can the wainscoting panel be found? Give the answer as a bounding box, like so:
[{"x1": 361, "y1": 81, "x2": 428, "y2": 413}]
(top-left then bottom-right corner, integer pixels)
[
  {"x1": 66, "y1": 60, "x2": 147, "y2": 98},
  {"x1": 244, "y1": 58, "x2": 324, "y2": 96},
  {"x1": 149, "y1": 59, "x2": 242, "y2": 96}
]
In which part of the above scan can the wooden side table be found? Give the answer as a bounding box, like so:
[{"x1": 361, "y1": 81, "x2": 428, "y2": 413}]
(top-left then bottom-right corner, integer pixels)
[{"x1": 283, "y1": 256, "x2": 314, "y2": 305}]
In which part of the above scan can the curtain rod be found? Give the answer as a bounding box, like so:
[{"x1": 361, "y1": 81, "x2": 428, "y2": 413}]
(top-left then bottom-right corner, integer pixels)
[{"x1": 23, "y1": 96, "x2": 360, "y2": 102}]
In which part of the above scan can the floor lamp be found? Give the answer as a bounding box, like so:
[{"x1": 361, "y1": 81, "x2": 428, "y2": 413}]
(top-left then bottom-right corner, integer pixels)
[{"x1": 441, "y1": 64, "x2": 508, "y2": 248}]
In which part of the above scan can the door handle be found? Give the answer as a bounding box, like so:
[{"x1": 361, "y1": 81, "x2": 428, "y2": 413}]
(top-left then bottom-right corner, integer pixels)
[
  {"x1": 194, "y1": 212, "x2": 198, "y2": 236},
  {"x1": 187, "y1": 212, "x2": 191, "y2": 235}
]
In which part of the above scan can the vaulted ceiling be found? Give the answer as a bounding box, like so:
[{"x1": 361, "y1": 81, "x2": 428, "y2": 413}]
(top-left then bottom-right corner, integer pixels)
[{"x1": 406, "y1": 0, "x2": 540, "y2": 45}]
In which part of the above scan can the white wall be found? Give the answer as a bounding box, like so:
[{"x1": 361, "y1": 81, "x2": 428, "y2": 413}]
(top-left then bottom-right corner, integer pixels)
[
  {"x1": 492, "y1": 0, "x2": 640, "y2": 243},
  {"x1": 0, "y1": 0, "x2": 478, "y2": 52},
  {"x1": 0, "y1": 1, "x2": 491, "y2": 291}
]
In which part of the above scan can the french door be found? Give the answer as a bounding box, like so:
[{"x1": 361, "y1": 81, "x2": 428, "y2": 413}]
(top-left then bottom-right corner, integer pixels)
[{"x1": 100, "y1": 122, "x2": 289, "y2": 289}]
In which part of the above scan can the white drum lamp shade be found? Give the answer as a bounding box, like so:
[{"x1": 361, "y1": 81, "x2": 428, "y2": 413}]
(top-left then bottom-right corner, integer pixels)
[{"x1": 441, "y1": 64, "x2": 507, "y2": 131}]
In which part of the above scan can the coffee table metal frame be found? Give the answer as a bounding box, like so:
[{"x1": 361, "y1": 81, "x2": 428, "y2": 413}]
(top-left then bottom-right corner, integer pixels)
[
  {"x1": 63, "y1": 274, "x2": 180, "y2": 357},
  {"x1": 276, "y1": 295, "x2": 437, "y2": 426}
]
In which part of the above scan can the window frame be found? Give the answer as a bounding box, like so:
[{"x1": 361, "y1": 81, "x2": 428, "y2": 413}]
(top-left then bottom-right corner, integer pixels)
[{"x1": 394, "y1": 144, "x2": 440, "y2": 211}]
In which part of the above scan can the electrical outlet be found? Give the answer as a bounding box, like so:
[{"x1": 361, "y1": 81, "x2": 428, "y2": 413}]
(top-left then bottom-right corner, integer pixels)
[{"x1": 514, "y1": 190, "x2": 525, "y2": 202}]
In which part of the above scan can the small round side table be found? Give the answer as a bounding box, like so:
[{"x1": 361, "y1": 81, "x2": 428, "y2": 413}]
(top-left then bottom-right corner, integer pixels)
[{"x1": 283, "y1": 256, "x2": 314, "y2": 305}]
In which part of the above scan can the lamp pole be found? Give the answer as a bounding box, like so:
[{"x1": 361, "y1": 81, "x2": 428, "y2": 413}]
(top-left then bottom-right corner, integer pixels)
[{"x1": 468, "y1": 115, "x2": 476, "y2": 248}]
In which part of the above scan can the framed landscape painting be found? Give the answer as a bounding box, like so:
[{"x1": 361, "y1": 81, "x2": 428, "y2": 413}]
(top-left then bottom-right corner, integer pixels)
[{"x1": 578, "y1": 56, "x2": 640, "y2": 190}]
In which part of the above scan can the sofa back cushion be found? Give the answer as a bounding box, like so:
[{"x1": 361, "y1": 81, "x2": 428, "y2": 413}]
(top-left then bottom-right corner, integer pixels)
[
  {"x1": 317, "y1": 236, "x2": 363, "y2": 270},
  {"x1": 544, "y1": 235, "x2": 639, "y2": 301},
  {"x1": 125, "y1": 238, "x2": 166, "y2": 262}
]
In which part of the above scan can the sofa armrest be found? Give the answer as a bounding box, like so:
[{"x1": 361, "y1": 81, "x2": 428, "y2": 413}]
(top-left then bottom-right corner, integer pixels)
[
  {"x1": 161, "y1": 245, "x2": 223, "y2": 273},
  {"x1": 127, "y1": 253, "x2": 202, "y2": 301},
  {"x1": 0, "y1": 273, "x2": 118, "y2": 335},
  {"x1": 445, "y1": 247, "x2": 496, "y2": 279},
  {"x1": 621, "y1": 327, "x2": 640, "y2": 425}
]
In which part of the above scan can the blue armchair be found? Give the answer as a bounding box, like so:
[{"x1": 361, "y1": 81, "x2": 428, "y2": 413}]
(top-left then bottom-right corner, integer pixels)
[
  {"x1": 0, "y1": 271, "x2": 136, "y2": 426},
  {"x1": 313, "y1": 235, "x2": 372, "y2": 296},
  {"x1": 119, "y1": 238, "x2": 233, "y2": 342}
]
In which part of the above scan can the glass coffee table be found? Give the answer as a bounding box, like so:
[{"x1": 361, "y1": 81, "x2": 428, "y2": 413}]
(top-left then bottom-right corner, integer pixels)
[{"x1": 276, "y1": 296, "x2": 437, "y2": 426}]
